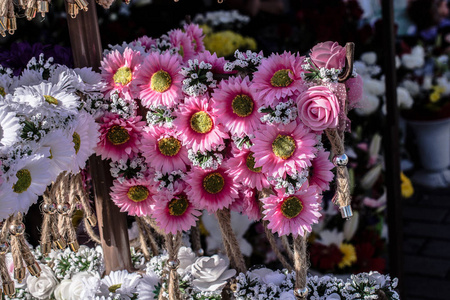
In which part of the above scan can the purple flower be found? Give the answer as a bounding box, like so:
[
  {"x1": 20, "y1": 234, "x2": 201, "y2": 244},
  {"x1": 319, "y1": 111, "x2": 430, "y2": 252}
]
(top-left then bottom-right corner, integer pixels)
[{"x1": 0, "y1": 42, "x2": 73, "y2": 75}]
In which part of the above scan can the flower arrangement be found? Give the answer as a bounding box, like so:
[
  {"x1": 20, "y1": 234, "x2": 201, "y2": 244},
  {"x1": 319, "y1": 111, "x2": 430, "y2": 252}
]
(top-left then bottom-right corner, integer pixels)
[
  {"x1": 0, "y1": 21, "x2": 402, "y2": 300},
  {"x1": 3, "y1": 245, "x2": 399, "y2": 300},
  {"x1": 397, "y1": 44, "x2": 450, "y2": 120},
  {"x1": 0, "y1": 53, "x2": 101, "y2": 220}
]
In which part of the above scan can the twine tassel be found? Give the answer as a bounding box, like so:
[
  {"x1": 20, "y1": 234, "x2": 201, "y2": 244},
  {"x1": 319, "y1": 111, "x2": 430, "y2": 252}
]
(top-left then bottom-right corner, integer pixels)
[
  {"x1": 164, "y1": 232, "x2": 182, "y2": 300},
  {"x1": 215, "y1": 208, "x2": 247, "y2": 274},
  {"x1": 293, "y1": 235, "x2": 309, "y2": 299},
  {"x1": 0, "y1": 220, "x2": 14, "y2": 296}
]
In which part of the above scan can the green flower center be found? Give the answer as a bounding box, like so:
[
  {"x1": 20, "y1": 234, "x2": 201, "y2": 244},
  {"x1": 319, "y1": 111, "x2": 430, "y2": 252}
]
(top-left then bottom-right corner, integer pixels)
[
  {"x1": 151, "y1": 70, "x2": 172, "y2": 93},
  {"x1": 246, "y1": 152, "x2": 262, "y2": 173},
  {"x1": 178, "y1": 45, "x2": 184, "y2": 57},
  {"x1": 168, "y1": 194, "x2": 189, "y2": 216},
  {"x1": 113, "y1": 66, "x2": 132, "y2": 86},
  {"x1": 232, "y1": 94, "x2": 254, "y2": 117},
  {"x1": 44, "y1": 95, "x2": 59, "y2": 105},
  {"x1": 158, "y1": 137, "x2": 181, "y2": 157},
  {"x1": 49, "y1": 149, "x2": 53, "y2": 159},
  {"x1": 127, "y1": 185, "x2": 149, "y2": 202},
  {"x1": 72, "y1": 132, "x2": 81, "y2": 154},
  {"x1": 203, "y1": 172, "x2": 225, "y2": 194},
  {"x1": 272, "y1": 134, "x2": 296, "y2": 160},
  {"x1": 108, "y1": 283, "x2": 122, "y2": 293},
  {"x1": 107, "y1": 125, "x2": 130, "y2": 146},
  {"x1": 281, "y1": 196, "x2": 303, "y2": 219},
  {"x1": 270, "y1": 69, "x2": 293, "y2": 87},
  {"x1": 13, "y1": 169, "x2": 32, "y2": 194},
  {"x1": 0, "y1": 86, "x2": 5, "y2": 97},
  {"x1": 190, "y1": 111, "x2": 213, "y2": 134}
]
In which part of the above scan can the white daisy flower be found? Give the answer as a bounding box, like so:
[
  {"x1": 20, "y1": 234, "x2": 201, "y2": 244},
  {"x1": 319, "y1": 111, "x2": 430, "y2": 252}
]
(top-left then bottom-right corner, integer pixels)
[
  {"x1": 14, "y1": 82, "x2": 79, "y2": 116},
  {"x1": 74, "y1": 67, "x2": 104, "y2": 92},
  {"x1": 0, "y1": 73, "x2": 15, "y2": 97},
  {"x1": 0, "y1": 106, "x2": 21, "y2": 147},
  {"x1": 38, "y1": 130, "x2": 75, "y2": 181},
  {"x1": 136, "y1": 271, "x2": 160, "y2": 300},
  {"x1": 0, "y1": 182, "x2": 16, "y2": 221},
  {"x1": 68, "y1": 111, "x2": 99, "y2": 173},
  {"x1": 5, "y1": 153, "x2": 52, "y2": 213},
  {"x1": 16, "y1": 68, "x2": 44, "y2": 86},
  {"x1": 100, "y1": 270, "x2": 140, "y2": 300},
  {"x1": 47, "y1": 67, "x2": 77, "y2": 93}
]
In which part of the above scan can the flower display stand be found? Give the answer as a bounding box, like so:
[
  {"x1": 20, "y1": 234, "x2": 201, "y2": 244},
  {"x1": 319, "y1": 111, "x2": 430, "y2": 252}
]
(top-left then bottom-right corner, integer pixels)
[
  {"x1": 408, "y1": 117, "x2": 450, "y2": 188},
  {"x1": 0, "y1": 0, "x2": 402, "y2": 299}
]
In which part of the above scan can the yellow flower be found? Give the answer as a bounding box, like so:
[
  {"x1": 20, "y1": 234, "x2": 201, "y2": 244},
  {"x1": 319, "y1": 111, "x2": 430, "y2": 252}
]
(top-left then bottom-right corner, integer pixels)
[
  {"x1": 432, "y1": 85, "x2": 446, "y2": 94},
  {"x1": 338, "y1": 243, "x2": 357, "y2": 269},
  {"x1": 400, "y1": 172, "x2": 414, "y2": 198},
  {"x1": 204, "y1": 30, "x2": 256, "y2": 57},
  {"x1": 429, "y1": 92, "x2": 441, "y2": 103}
]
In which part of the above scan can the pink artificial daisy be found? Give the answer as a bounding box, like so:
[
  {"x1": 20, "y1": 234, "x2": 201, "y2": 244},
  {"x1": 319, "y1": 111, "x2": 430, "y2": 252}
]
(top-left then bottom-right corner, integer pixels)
[
  {"x1": 252, "y1": 51, "x2": 306, "y2": 108},
  {"x1": 136, "y1": 35, "x2": 157, "y2": 52},
  {"x1": 110, "y1": 177, "x2": 156, "y2": 216},
  {"x1": 152, "y1": 184, "x2": 202, "y2": 234},
  {"x1": 197, "y1": 51, "x2": 233, "y2": 75},
  {"x1": 95, "y1": 113, "x2": 146, "y2": 162},
  {"x1": 211, "y1": 76, "x2": 262, "y2": 137},
  {"x1": 240, "y1": 187, "x2": 262, "y2": 221},
  {"x1": 309, "y1": 149, "x2": 334, "y2": 192},
  {"x1": 185, "y1": 167, "x2": 239, "y2": 213},
  {"x1": 173, "y1": 96, "x2": 229, "y2": 153},
  {"x1": 100, "y1": 48, "x2": 142, "y2": 100},
  {"x1": 184, "y1": 23, "x2": 206, "y2": 54},
  {"x1": 140, "y1": 125, "x2": 189, "y2": 174},
  {"x1": 169, "y1": 29, "x2": 196, "y2": 62},
  {"x1": 133, "y1": 51, "x2": 183, "y2": 108},
  {"x1": 251, "y1": 121, "x2": 317, "y2": 178},
  {"x1": 224, "y1": 145, "x2": 270, "y2": 190},
  {"x1": 262, "y1": 185, "x2": 322, "y2": 237}
]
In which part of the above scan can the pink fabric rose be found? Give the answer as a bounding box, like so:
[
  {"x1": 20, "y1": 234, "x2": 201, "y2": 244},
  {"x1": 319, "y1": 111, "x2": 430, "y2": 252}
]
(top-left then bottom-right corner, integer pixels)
[
  {"x1": 309, "y1": 41, "x2": 346, "y2": 70},
  {"x1": 297, "y1": 86, "x2": 340, "y2": 131},
  {"x1": 346, "y1": 74, "x2": 364, "y2": 108}
]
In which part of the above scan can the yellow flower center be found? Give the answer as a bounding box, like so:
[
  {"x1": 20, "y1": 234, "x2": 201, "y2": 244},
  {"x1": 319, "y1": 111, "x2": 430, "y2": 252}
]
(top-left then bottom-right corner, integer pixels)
[
  {"x1": 272, "y1": 134, "x2": 296, "y2": 160},
  {"x1": 0, "y1": 86, "x2": 5, "y2": 97},
  {"x1": 150, "y1": 70, "x2": 172, "y2": 93},
  {"x1": 108, "y1": 283, "x2": 122, "y2": 293},
  {"x1": 246, "y1": 152, "x2": 262, "y2": 173},
  {"x1": 127, "y1": 185, "x2": 149, "y2": 202},
  {"x1": 158, "y1": 137, "x2": 181, "y2": 157},
  {"x1": 178, "y1": 45, "x2": 184, "y2": 57},
  {"x1": 190, "y1": 111, "x2": 213, "y2": 134},
  {"x1": 270, "y1": 69, "x2": 293, "y2": 87},
  {"x1": 107, "y1": 125, "x2": 130, "y2": 146},
  {"x1": 203, "y1": 172, "x2": 225, "y2": 194},
  {"x1": 113, "y1": 66, "x2": 132, "y2": 86},
  {"x1": 44, "y1": 95, "x2": 59, "y2": 105},
  {"x1": 72, "y1": 132, "x2": 81, "y2": 154},
  {"x1": 338, "y1": 243, "x2": 357, "y2": 269},
  {"x1": 168, "y1": 194, "x2": 189, "y2": 216},
  {"x1": 13, "y1": 169, "x2": 32, "y2": 194},
  {"x1": 281, "y1": 196, "x2": 303, "y2": 219},
  {"x1": 232, "y1": 94, "x2": 254, "y2": 117}
]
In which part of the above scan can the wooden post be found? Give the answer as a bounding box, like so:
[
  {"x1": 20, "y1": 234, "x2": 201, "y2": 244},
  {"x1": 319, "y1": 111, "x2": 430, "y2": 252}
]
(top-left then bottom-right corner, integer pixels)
[
  {"x1": 381, "y1": 0, "x2": 404, "y2": 297},
  {"x1": 66, "y1": 2, "x2": 134, "y2": 274}
]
